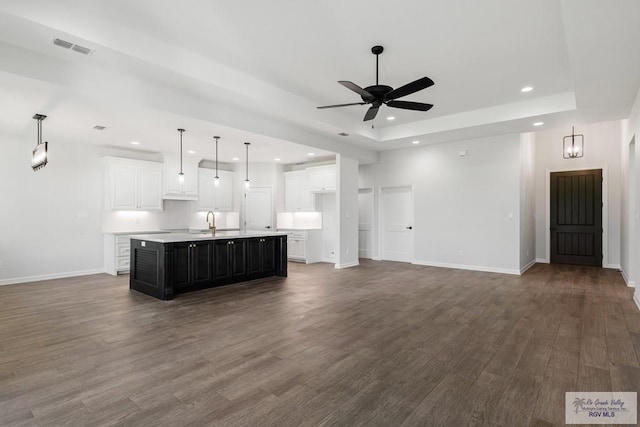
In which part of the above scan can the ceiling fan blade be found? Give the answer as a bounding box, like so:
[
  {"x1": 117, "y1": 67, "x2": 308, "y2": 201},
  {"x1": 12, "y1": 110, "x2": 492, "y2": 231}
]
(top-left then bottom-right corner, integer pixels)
[
  {"x1": 363, "y1": 105, "x2": 379, "y2": 121},
  {"x1": 386, "y1": 100, "x2": 434, "y2": 111},
  {"x1": 385, "y1": 77, "x2": 435, "y2": 101},
  {"x1": 317, "y1": 102, "x2": 367, "y2": 109},
  {"x1": 339, "y1": 81, "x2": 375, "y2": 100}
]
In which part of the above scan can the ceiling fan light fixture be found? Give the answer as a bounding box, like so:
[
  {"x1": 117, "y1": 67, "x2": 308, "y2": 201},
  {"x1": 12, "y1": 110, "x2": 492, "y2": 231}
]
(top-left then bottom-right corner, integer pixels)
[{"x1": 316, "y1": 45, "x2": 435, "y2": 122}]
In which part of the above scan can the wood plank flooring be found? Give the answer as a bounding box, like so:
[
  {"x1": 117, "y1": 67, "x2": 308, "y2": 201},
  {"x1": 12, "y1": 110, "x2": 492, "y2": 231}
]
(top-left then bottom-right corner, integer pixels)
[{"x1": 0, "y1": 261, "x2": 637, "y2": 426}]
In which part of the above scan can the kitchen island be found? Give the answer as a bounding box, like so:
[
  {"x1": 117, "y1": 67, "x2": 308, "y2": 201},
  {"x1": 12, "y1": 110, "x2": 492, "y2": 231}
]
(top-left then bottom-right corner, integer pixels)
[{"x1": 129, "y1": 231, "x2": 288, "y2": 300}]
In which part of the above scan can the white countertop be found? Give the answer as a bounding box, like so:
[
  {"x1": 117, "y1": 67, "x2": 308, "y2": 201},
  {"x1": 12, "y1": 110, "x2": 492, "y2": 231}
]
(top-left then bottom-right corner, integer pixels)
[{"x1": 130, "y1": 230, "x2": 288, "y2": 243}]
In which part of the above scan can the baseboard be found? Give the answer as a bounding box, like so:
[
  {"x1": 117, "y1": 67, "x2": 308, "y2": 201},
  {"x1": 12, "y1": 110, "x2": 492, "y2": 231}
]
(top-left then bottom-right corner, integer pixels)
[
  {"x1": 536, "y1": 258, "x2": 549, "y2": 264},
  {"x1": 634, "y1": 293, "x2": 640, "y2": 312},
  {"x1": 334, "y1": 261, "x2": 360, "y2": 269},
  {"x1": 321, "y1": 258, "x2": 336, "y2": 263},
  {"x1": 411, "y1": 260, "x2": 521, "y2": 276},
  {"x1": 621, "y1": 269, "x2": 636, "y2": 288},
  {"x1": 520, "y1": 259, "x2": 537, "y2": 275},
  {"x1": 372, "y1": 256, "x2": 382, "y2": 261},
  {"x1": 0, "y1": 268, "x2": 106, "y2": 286},
  {"x1": 605, "y1": 264, "x2": 621, "y2": 270}
]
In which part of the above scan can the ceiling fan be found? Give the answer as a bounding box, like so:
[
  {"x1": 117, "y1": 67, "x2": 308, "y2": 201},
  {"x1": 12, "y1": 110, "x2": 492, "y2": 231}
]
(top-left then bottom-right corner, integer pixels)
[{"x1": 317, "y1": 45, "x2": 434, "y2": 121}]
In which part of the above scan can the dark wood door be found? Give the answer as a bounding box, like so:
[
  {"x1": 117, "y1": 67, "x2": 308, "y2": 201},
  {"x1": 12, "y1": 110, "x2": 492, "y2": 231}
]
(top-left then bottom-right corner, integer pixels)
[{"x1": 550, "y1": 169, "x2": 602, "y2": 266}]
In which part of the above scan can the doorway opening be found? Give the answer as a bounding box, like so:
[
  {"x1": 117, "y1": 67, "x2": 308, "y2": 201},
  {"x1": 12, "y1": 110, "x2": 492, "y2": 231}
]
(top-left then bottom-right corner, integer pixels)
[
  {"x1": 550, "y1": 169, "x2": 603, "y2": 267},
  {"x1": 358, "y1": 188, "x2": 373, "y2": 259}
]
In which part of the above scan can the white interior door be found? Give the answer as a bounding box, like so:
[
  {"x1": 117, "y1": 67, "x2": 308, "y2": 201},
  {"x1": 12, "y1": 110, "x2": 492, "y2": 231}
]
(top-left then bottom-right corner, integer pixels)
[
  {"x1": 358, "y1": 188, "x2": 373, "y2": 259},
  {"x1": 245, "y1": 187, "x2": 273, "y2": 231},
  {"x1": 381, "y1": 186, "x2": 413, "y2": 262}
]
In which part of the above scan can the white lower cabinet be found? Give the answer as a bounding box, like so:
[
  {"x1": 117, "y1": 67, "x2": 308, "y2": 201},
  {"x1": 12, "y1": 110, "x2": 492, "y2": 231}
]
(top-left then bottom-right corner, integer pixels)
[
  {"x1": 281, "y1": 229, "x2": 323, "y2": 263},
  {"x1": 104, "y1": 234, "x2": 133, "y2": 275}
]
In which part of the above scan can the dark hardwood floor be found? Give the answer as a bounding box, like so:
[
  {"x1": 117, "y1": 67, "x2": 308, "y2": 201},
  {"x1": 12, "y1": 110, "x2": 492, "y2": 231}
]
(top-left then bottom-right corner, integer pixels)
[{"x1": 0, "y1": 261, "x2": 638, "y2": 426}]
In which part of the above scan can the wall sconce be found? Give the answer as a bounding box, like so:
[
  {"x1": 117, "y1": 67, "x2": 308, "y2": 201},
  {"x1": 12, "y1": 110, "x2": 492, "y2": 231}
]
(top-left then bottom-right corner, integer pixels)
[
  {"x1": 32, "y1": 114, "x2": 48, "y2": 171},
  {"x1": 563, "y1": 126, "x2": 584, "y2": 159}
]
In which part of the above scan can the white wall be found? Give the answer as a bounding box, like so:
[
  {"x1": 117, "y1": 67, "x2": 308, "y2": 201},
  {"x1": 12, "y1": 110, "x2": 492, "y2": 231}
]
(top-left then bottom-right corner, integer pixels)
[
  {"x1": 0, "y1": 136, "x2": 105, "y2": 283},
  {"x1": 533, "y1": 120, "x2": 623, "y2": 268},
  {"x1": 621, "y1": 88, "x2": 640, "y2": 296},
  {"x1": 316, "y1": 193, "x2": 337, "y2": 262},
  {"x1": 372, "y1": 134, "x2": 522, "y2": 274},
  {"x1": 336, "y1": 155, "x2": 359, "y2": 268},
  {"x1": 519, "y1": 133, "x2": 536, "y2": 271}
]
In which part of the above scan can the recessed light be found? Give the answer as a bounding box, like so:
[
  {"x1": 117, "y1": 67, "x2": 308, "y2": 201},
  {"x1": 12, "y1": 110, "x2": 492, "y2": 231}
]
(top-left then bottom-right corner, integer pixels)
[
  {"x1": 307, "y1": 153, "x2": 315, "y2": 156},
  {"x1": 130, "y1": 141, "x2": 140, "y2": 145},
  {"x1": 412, "y1": 140, "x2": 420, "y2": 145},
  {"x1": 387, "y1": 116, "x2": 395, "y2": 121},
  {"x1": 232, "y1": 157, "x2": 239, "y2": 161},
  {"x1": 274, "y1": 158, "x2": 281, "y2": 161},
  {"x1": 533, "y1": 121, "x2": 544, "y2": 126},
  {"x1": 187, "y1": 150, "x2": 196, "y2": 154},
  {"x1": 521, "y1": 86, "x2": 534, "y2": 93}
]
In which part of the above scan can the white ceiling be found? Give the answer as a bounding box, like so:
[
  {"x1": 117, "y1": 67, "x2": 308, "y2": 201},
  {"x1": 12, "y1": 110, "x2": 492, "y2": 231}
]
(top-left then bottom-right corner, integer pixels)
[{"x1": 0, "y1": 0, "x2": 639, "y2": 163}]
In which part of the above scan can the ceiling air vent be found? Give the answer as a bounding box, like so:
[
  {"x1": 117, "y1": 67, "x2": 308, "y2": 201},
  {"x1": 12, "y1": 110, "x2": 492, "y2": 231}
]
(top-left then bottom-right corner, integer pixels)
[
  {"x1": 93, "y1": 125, "x2": 106, "y2": 131},
  {"x1": 71, "y1": 44, "x2": 93, "y2": 55},
  {"x1": 53, "y1": 38, "x2": 73, "y2": 49},
  {"x1": 52, "y1": 38, "x2": 95, "y2": 56},
  {"x1": 338, "y1": 132, "x2": 349, "y2": 136}
]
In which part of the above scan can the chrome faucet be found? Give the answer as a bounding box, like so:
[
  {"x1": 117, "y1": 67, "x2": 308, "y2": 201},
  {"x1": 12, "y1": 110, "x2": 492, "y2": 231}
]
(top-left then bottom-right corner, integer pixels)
[{"x1": 206, "y1": 211, "x2": 216, "y2": 236}]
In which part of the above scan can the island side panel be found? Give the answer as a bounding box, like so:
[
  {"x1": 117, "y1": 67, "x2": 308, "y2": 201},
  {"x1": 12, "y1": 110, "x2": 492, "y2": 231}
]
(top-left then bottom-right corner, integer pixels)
[
  {"x1": 130, "y1": 239, "x2": 173, "y2": 300},
  {"x1": 276, "y1": 235, "x2": 288, "y2": 277}
]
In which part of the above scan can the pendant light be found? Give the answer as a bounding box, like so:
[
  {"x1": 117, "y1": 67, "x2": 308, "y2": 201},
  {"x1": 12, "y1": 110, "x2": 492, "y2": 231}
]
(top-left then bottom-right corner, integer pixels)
[
  {"x1": 244, "y1": 142, "x2": 251, "y2": 189},
  {"x1": 563, "y1": 126, "x2": 584, "y2": 159},
  {"x1": 177, "y1": 128, "x2": 185, "y2": 185},
  {"x1": 32, "y1": 114, "x2": 48, "y2": 171},
  {"x1": 213, "y1": 136, "x2": 220, "y2": 187}
]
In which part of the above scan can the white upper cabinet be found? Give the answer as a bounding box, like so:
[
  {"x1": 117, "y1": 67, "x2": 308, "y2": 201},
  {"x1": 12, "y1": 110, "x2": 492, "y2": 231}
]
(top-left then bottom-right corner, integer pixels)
[
  {"x1": 104, "y1": 157, "x2": 163, "y2": 211},
  {"x1": 307, "y1": 165, "x2": 336, "y2": 192},
  {"x1": 197, "y1": 168, "x2": 234, "y2": 211},
  {"x1": 163, "y1": 154, "x2": 199, "y2": 200},
  {"x1": 284, "y1": 170, "x2": 314, "y2": 211}
]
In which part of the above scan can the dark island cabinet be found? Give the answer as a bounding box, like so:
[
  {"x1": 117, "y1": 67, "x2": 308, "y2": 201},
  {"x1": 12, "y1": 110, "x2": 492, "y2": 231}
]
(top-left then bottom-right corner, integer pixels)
[
  {"x1": 213, "y1": 239, "x2": 246, "y2": 280},
  {"x1": 172, "y1": 241, "x2": 213, "y2": 289},
  {"x1": 130, "y1": 235, "x2": 288, "y2": 300},
  {"x1": 247, "y1": 237, "x2": 276, "y2": 275}
]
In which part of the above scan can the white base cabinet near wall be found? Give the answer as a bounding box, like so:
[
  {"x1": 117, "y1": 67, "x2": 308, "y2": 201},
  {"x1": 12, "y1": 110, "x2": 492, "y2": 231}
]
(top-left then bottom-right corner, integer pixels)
[
  {"x1": 280, "y1": 229, "x2": 323, "y2": 263},
  {"x1": 104, "y1": 234, "x2": 134, "y2": 275},
  {"x1": 103, "y1": 157, "x2": 163, "y2": 211}
]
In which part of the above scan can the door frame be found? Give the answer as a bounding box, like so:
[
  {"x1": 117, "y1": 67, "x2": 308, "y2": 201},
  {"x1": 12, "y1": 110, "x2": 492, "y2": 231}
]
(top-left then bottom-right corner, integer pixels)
[
  {"x1": 544, "y1": 166, "x2": 609, "y2": 267},
  {"x1": 378, "y1": 184, "x2": 414, "y2": 263},
  {"x1": 358, "y1": 187, "x2": 374, "y2": 259}
]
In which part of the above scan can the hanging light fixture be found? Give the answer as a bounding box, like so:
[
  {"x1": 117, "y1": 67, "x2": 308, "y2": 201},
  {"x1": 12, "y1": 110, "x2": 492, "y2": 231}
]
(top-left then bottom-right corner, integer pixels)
[
  {"x1": 563, "y1": 126, "x2": 584, "y2": 159},
  {"x1": 32, "y1": 114, "x2": 48, "y2": 171},
  {"x1": 244, "y1": 142, "x2": 251, "y2": 189},
  {"x1": 177, "y1": 128, "x2": 185, "y2": 185},
  {"x1": 213, "y1": 136, "x2": 220, "y2": 187}
]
